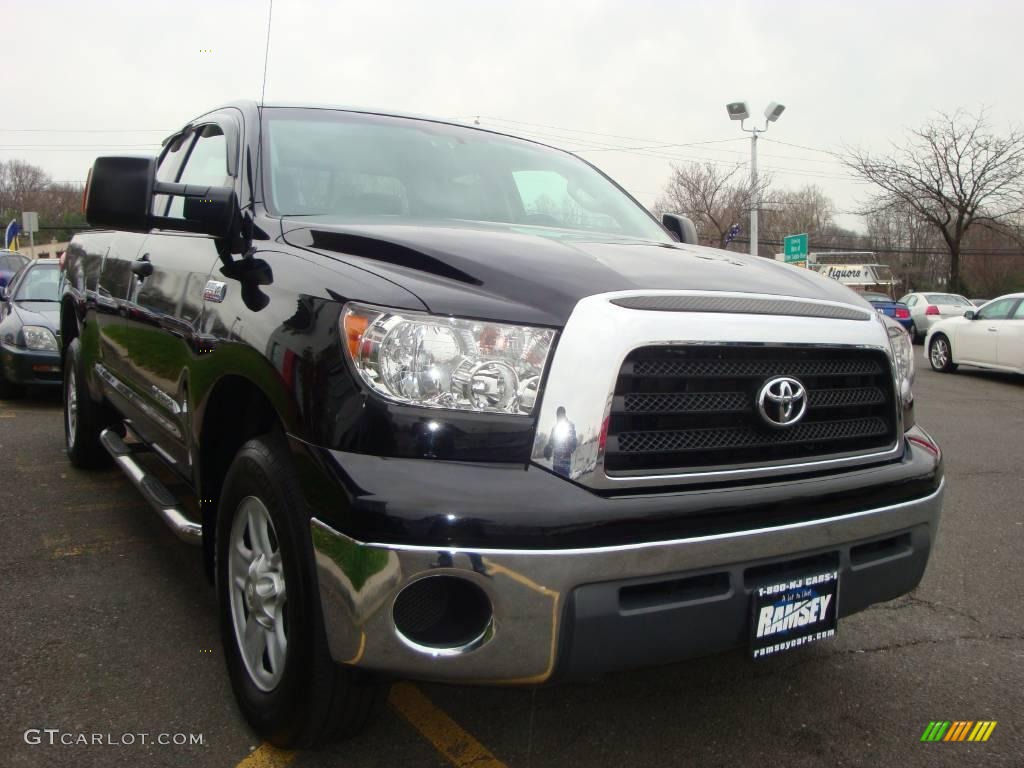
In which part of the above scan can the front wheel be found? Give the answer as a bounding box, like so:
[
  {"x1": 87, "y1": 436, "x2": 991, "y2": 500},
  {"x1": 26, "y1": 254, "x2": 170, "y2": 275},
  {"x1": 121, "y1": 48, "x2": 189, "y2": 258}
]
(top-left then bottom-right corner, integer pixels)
[
  {"x1": 216, "y1": 434, "x2": 386, "y2": 747},
  {"x1": 928, "y1": 334, "x2": 958, "y2": 373}
]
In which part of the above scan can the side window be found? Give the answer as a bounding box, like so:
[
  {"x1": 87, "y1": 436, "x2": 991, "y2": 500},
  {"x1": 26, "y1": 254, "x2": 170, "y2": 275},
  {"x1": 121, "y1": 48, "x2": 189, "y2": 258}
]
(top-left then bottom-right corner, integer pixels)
[
  {"x1": 903, "y1": 295, "x2": 917, "y2": 307},
  {"x1": 152, "y1": 133, "x2": 193, "y2": 216},
  {"x1": 977, "y1": 298, "x2": 1015, "y2": 321},
  {"x1": 512, "y1": 170, "x2": 618, "y2": 232},
  {"x1": 167, "y1": 125, "x2": 229, "y2": 219},
  {"x1": 1012, "y1": 301, "x2": 1024, "y2": 320}
]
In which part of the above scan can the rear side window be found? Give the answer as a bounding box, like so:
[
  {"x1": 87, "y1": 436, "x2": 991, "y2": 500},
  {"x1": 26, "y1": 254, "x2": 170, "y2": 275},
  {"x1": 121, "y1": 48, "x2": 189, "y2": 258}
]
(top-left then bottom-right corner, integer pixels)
[{"x1": 1013, "y1": 301, "x2": 1024, "y2": 319}]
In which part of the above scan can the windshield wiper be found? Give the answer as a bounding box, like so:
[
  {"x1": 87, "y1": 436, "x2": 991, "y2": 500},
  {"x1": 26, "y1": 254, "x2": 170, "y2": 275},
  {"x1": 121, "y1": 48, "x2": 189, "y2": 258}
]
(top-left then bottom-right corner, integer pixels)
[{"x1": 16, "y1": 298, "x2": 60, "y2": 303}]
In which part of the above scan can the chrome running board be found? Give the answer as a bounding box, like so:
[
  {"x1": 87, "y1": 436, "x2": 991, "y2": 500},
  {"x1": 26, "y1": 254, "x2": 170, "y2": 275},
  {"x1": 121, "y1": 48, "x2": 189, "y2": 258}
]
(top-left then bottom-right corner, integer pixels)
[{"x1": 99, "y1": 428, "x2": 202, "y2": 546}]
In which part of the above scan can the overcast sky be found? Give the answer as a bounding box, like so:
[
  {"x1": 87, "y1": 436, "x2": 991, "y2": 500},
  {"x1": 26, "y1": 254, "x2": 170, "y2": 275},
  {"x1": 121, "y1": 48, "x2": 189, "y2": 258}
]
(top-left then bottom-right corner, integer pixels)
[{"x1": 7, "y1": 0, "x2": 1022, "y2": 232}]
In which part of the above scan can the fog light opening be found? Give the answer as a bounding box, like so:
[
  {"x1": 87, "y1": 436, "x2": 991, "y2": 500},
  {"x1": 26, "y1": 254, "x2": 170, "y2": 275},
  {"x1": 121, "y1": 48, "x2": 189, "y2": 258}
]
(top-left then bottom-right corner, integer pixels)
[{"x1": 392, "y1": 575, "x2": 493, "y2": 656}]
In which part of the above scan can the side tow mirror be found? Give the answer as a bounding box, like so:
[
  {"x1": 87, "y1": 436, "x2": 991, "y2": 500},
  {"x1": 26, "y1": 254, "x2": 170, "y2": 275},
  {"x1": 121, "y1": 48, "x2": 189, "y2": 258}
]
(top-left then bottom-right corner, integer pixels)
[
  {"x1": 85, "y1": 155, "x2": 238, "y2": 240},
  {"x1": 964, "y1": 310, "x2": 975, "y2": 320},
  {"x1": 662, "y1": 213, "x2": 700, "y2": 245}
]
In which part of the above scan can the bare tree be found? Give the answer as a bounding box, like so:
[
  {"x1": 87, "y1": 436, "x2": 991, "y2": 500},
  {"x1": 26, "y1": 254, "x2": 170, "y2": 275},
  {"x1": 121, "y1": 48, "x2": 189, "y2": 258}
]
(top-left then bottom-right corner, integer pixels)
[
  {"x1": 760, "y1": 185, "x2": 836, "y2": 246},
  {"x1": 0, "y1": 159, "x2": 87, "y2": 243},
  {"x1": 841, "y1": 109, "x2": 1024, "y2": 293},
  {"x1": 959, "y1": 222, "x2": 1024, "y2": 297},
  {"x1": 654, "y1": 162, "x2": 769, "y2": 250}
]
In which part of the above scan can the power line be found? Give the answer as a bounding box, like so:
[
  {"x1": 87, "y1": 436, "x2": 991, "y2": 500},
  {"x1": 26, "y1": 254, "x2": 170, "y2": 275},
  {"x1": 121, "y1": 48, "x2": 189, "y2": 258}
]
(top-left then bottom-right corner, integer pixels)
[
  {"x1": 580, "y1": 138, "x2": 748, "y2": 152},
  {"x1": 494, "y1": 124, "x2": 866, "y2": 183},
  {"x1": 479, "y1": 115, "x2": 848, "y2": 168},
  {"x1": 761, "y1": 137, "x2": 837, "y2": 155}
]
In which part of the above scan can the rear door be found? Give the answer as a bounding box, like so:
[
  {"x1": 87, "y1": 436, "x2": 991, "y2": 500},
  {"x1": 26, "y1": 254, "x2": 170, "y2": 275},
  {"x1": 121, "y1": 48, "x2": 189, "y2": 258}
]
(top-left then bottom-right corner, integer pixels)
[
  {"x1": 109, "y1": 113, "x2": 241, "y2": 473},
  {"x1": 996, "y1": 299, "x2": 1024, "y2": 370}
]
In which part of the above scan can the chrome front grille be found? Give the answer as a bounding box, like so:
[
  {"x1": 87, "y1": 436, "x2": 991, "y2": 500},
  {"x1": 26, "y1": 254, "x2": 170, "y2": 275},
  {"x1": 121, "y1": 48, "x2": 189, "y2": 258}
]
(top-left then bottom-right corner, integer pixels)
[{"x1": 605, "y1": 345, "x2": 898, "y2": 474}]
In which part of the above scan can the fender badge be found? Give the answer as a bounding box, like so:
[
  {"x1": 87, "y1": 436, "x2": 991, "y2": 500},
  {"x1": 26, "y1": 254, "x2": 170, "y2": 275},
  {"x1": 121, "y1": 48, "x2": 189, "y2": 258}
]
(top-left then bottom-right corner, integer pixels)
[{"x1": 203, "y1": 280, "x2": 227, "y2": 303}]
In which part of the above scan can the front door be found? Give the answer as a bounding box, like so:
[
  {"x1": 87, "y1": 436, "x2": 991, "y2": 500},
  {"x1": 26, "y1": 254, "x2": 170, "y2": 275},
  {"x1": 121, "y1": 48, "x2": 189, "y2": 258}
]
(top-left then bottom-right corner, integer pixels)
[
  {"x1": 114, "y1": 121, "x2": 235, "y2": 474},
  {"x1": 959, "y1": 297, "x2": 1017, "y2": 366}
]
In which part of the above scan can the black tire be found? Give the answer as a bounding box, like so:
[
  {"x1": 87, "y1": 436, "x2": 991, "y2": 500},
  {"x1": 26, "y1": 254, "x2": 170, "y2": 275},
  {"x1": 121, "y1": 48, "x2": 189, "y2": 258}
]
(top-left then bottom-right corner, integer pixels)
[
  {"x1": 909, "y1": 322, "x2": 921, "y2": 345},
  {"x1": 63, "y1": 338, "x2": 114, "y2": 468},
  {"x1": 216, "y1": 433, "x2": 386, "y2": 748},
  {"x1": 928, "y1": 334, "x2": 958, "y2": 373}
]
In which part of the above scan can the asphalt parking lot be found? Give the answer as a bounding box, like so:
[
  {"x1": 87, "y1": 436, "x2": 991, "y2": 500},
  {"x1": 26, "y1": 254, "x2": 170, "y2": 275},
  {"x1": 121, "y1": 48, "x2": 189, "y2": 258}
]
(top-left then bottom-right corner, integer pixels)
[{"x1": 3, "y1": 348, "x2": 1022, "y2": 768}]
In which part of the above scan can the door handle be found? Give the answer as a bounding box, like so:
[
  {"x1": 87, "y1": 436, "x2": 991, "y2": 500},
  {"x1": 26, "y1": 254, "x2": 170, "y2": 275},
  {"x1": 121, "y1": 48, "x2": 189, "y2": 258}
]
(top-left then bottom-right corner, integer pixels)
[
  {"x1": 987, "y1": 327, "x2": 998, "y2": 332},
  {"x1": 131, "y1": 255, "x2": 153, "y2": 279}
]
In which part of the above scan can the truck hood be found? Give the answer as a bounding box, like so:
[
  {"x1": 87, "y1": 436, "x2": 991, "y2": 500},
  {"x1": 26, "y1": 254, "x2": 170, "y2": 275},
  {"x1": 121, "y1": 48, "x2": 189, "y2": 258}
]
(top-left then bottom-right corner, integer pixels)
[{"x1": 281, "y1": 218, "x2": 867, "y2": 327}]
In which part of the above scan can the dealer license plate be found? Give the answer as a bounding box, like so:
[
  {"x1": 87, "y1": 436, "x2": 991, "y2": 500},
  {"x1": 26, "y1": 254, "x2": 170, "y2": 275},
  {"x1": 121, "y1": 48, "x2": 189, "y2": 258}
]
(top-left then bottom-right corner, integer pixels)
[{"x1": 750, "y1": 569, "x2": 839, "y2": 659}]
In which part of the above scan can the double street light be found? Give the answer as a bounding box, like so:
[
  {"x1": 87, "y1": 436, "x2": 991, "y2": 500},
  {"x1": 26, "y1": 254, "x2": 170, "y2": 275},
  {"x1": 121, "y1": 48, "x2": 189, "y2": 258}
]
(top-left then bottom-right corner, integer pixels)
[{"x1": 726, "y1": 101, "x2": 786, "y2": 256}]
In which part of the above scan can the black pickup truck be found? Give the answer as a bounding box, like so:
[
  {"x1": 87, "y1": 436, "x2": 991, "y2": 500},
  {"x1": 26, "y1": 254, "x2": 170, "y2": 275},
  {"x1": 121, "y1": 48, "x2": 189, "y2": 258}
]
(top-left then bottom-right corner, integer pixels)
[{"x1": 61, "y1": 101, "x2": 944, "y2": 747}]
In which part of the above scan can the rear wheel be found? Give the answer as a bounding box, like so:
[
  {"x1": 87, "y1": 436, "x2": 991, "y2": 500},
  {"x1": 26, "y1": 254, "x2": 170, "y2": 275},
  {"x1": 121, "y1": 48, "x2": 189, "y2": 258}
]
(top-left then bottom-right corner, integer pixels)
[
  {"x1": 216, "y1": 433, "x2": 386, "y2": 747},
  {"x1": 909, "y1": 322, "x2": 921, "y2": 344},
  {"x1": 63, "y1": 338, "x2": 114, "y2": 468},
  {"x1": 928, "y1": 334, "x2": 958, "y2": 373}
]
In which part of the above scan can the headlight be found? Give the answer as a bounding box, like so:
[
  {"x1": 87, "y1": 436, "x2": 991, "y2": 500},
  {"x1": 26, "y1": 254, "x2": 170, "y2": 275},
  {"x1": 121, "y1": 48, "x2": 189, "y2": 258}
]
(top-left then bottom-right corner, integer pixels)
[
  {"x1": 22, "y1": 325, "x2": 59, "y2": 352},
  {"x1": 882, "y1": 315, "x2": 914, "y2": 425},
  {"x1": 341, "y1": 303, "x2": 556, "y2": 415}
]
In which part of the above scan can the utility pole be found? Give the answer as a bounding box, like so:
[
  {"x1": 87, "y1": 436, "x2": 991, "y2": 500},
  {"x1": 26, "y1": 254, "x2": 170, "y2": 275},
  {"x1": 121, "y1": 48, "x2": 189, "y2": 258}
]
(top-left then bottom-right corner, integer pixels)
[
  {"x1": 725, "y1": 101, "x2": 786, "y2": 257},
  {"x1": 749, "y1": 130, "x2": 758, "y2": 258}
]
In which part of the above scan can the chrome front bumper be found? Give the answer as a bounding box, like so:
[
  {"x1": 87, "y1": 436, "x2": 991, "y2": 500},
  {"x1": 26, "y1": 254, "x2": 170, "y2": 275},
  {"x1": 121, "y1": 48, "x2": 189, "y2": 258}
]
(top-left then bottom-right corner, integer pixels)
[{"x1": 311, "y1": 479, "x2": 944, "y2": 684}]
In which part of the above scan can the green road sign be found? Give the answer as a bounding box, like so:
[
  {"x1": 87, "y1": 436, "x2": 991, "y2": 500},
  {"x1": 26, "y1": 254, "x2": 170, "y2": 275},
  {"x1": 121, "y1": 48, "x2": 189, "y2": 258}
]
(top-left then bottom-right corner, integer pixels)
[{"x1": 784, "y1": 233, "x2": 808, "y2": 262}]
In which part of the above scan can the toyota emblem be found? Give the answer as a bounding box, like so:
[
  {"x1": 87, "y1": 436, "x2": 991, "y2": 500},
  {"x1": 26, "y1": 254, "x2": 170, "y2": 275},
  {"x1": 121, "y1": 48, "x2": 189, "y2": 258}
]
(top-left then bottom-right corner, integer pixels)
[{"x1": 757, "y1": 376, "x2": 808, "y2": 428}]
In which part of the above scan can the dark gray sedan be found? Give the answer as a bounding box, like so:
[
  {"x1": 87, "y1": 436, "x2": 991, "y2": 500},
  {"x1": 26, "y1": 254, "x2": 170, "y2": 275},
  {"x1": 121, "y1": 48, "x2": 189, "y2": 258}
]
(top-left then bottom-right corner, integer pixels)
[{"x1": 0, "y1": 260, "x2": 62, "y2": 397}]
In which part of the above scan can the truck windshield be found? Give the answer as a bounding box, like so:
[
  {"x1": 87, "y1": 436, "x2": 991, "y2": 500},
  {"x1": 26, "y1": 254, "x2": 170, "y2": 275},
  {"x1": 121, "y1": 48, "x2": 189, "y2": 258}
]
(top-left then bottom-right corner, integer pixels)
[{"x1": 262, "y1": 108, "x2": 670, "y2": 242}]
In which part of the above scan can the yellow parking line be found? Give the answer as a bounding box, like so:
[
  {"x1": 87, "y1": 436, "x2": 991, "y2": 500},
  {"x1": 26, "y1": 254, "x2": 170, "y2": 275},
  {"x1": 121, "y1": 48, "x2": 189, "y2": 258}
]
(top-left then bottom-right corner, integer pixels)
[
  {"x1": 390, "y1": 682, "x2": 508, "y2": 768},
  {"x1": 234, "y1": 743, "x2": 296, "y2": 768}
]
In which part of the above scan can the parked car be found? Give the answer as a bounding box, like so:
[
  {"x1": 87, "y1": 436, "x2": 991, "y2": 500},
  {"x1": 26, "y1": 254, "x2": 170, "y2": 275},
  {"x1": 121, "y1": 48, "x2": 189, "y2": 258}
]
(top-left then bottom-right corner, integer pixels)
[
  {"x1": 0, "y1": 250, "x2": 29, "y2": 289},
  {"x1": 970, "y1": 298, "x2": 989, "y2": 307},
  {"x1": 0, "y1": 259, "x2": 63, "y2": 397},
  {"x1": 858, "y1": 291, "x2": 912, "y2": 332},
  {"x1": 897, "y1": 291, "x2": 973, "y2": 343},
  {"x1": 62, "y1": 101, "x2": 944, "y2": 748},
  {"x1": 925, "y1": 293, "x2": 1024, "y2": 374}
]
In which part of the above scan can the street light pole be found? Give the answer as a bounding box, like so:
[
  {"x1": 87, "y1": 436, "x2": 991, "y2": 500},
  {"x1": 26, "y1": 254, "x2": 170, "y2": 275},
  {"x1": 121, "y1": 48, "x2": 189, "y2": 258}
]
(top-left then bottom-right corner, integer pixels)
[
  {"x1": 725, "y1": 101, "x2": 785, "y2": 257},
  {"x1": 749, "y1": 129, "x2": 758, "y2": 258}
]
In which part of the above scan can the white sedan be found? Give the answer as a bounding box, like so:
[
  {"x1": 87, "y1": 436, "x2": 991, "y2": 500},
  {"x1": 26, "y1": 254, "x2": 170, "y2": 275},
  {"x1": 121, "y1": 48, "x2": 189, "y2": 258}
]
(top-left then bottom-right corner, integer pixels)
[{"x1": 925, "y1": 293, "x2": 1024, "y2": 374}]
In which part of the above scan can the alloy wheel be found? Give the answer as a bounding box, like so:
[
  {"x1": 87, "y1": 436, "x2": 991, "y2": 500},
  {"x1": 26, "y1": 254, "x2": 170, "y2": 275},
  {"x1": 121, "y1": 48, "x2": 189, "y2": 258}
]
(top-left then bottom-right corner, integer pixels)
[
  {"x1": 65, "y1": 367, "x2": 78, "y2": 449},
  {"x1": 228, "y1": 496, "x2": 288, "y2": 692},
  {"x1": 930, "y1": 338, "x2": 950, "y2": 370}
]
